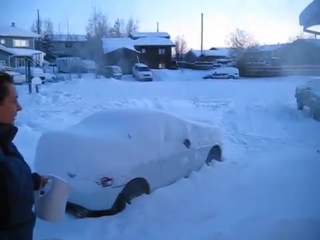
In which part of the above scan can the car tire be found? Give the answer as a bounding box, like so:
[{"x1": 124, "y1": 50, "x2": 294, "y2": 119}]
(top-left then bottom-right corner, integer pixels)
[
  {"x1": 109, "y1": 178, "x2": 150, "y2": 215},
  {"x1": 227, "y1": 75, "x2": 235, "y2": 79},
  {"x1": 205, "y1": 145, "x2": 222, "y2": 165}
]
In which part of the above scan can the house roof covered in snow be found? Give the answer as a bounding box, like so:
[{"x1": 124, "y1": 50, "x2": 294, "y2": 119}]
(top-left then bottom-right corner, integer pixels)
[
  {"x1": 189, "y1": 49, "x2": 229, "y2": 57},
  {"x1": 51, "y1": 34, "x2": 87, "y2": 42},
  {"x1": 0, "y1": 23, "x2": 39, "y2": 38},
  {"x1": 102, "y1": 37, "x2": 175, "y2": 54},
  {"x1": 129, "y1": 32, "x2": 170, "y2": 39}
]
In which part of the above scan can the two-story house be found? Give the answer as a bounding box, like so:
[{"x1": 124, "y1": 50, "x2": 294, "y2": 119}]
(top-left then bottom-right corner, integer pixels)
[
  {"x1": 50, "y1": 34, "x2": 88, "y2": 59},
  {"x1": 101, "y1": 32, "x2": 175, "y2": 73},
  {"x1": 0, "y1": 22, "x2": 45, "y2": 67}
]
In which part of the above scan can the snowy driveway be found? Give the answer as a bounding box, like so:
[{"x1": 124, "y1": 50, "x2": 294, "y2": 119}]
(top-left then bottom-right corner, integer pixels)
[{"x1": 13, "y1": 75, "x2": 320, "y2": 240}]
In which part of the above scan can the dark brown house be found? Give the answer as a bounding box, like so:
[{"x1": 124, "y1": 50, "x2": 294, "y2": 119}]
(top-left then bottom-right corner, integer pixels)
[{"x1": 101, "y1": 32, "x2": 175, "y2": 73}]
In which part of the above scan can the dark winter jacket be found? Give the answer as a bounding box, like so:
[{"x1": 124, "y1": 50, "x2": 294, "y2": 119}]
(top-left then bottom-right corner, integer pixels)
[{"x1": 0, "y1": 123, "x2": 42, "y2": 240}]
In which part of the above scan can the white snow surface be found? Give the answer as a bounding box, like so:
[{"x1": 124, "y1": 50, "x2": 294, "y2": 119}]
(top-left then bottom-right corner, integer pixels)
[{"x1": 13, "y1": 71, "x2": 320, "y2": 240}]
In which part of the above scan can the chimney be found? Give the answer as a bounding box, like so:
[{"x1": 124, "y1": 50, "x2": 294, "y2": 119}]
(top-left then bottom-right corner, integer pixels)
[{"x1": 11, "y1": 22, "x2": 15, "y2": 27}]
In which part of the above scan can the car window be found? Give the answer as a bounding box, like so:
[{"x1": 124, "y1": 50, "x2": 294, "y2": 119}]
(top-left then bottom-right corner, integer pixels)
[{"x1": 138, "y1": 67, "x2": 150, "y2": 71}]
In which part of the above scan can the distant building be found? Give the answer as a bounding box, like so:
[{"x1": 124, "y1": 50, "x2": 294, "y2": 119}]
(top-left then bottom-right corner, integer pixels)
[
  {"x1": 0, "y1": 22, "x2": 45, "y2": 67},
  {"x1": 49, "y1": 34, "x2": 88, "y2": 59},
  {"x1": 101, "y1": 32, "x2": 175, "y2": 74}
]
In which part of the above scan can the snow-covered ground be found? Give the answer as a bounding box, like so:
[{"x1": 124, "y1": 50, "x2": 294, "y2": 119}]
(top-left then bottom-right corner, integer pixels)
[{"x1": 13, "y1": 71, "x2": 320, "y2": 240}]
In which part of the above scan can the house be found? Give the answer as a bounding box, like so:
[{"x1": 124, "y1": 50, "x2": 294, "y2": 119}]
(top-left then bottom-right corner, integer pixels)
[
  {"x1": 183, "y1": 48, "x2": 231, "y2": 69},
  {"x1": 184, "y1": 48, "x2": 230, "y2": 63},
  {"x1": 49, "y1": 34, "x2": 88, "y2": 59},
  {"x1": 101, "y1": 32, "x2": 175, "y2": 73},
  {"x1": 0, "y1": 22, "x2": 45, "y2": 67}
]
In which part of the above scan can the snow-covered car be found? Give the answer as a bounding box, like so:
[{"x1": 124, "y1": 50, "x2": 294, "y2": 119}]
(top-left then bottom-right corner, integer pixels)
[
  {"x1": 34, "y1": 108, "x2": 223, "y2": 218},
  {"x1": 295, "y1": 79, "x2": 320, "y2": 120},
  {"x1": 104, "y1": 65, "x2": 123, "y2": 79},
  {"x1": 0, "y1": 66, "x2": 26, "y2": 84},
  {"x1": 203, "y1": 67, "x2": 239, "y2": 79},
  {"x1": 132, "y1": 63, "x2": 153, "y2": 81}
]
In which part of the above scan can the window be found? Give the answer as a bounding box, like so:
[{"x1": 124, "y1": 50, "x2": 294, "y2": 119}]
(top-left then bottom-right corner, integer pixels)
[
  {"x1": 13, "y1": 39, "x2": 29, "y2": 47},
  {"x1": 159, "y1": 48, "x2": 165, "y2": 55},
  {"x1": 65, "y1": 42, "x2": 72, "y2": 48},
  {"x1": 141, "y1": 48, "x2": 146, "y2": 53},
  {"x1": 0, "y1": 60, "x2": 5, "y2": 67},
  {"x1": 0, "y1": 39, "x2": 5, "y2": 45},
  {"x1": 159, "y1": 63, "x2": 165, "y2": 69}
]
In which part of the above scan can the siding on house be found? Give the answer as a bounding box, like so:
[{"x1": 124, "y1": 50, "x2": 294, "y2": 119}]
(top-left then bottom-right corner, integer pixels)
[
  {"x1": 104, "y1": 48, "x2": 139, "y2": 74},
  {"x1": 0, "y1": 36, "x2": 35, "y2": 49},
  {"x1": 0, "y1": 50, "x2": 11, "y2": 66}
]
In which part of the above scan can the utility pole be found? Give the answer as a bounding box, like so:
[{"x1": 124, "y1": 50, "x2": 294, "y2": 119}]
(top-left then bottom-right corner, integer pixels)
[
  {"x1": 37, "y1": 9, "x2": 41, "y2": 35},
  {"x1": 200, "y1": 13, "x2": 204, "y2": 53},
  {"x1": 157, "y1": 22, "x2": 159, "y2": 32}
]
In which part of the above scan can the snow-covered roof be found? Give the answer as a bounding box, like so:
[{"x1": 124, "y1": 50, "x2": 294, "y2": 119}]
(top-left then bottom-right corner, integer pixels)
[
  {"x1": 0, "y1": 45, "x2": 44, "y2": 56},
  {"x1": 101, "y1": 37, "x2": 139, "y2": 54},
  {"x1": 0, "y1": 24, "x2": 39, "y2": 38},
  {"x1": 51, "y1": 34, "x2": 87, "y2": 42},
  {"x1": 130, "y1": 32, "x2": 170, "y2": 39},
  {"x1": 102, "y1": 37, "x2": 175, "y2": 54},
  {"x1": 190, "y1": 49, "x2": 229, "y2": 57},
  {"x1": 296, "y1": 38, "x2": 320, "y2": 47},
  {"x1": 256, "y1": 43, "x2": 289, "y2": 52},
  {"x1": 134, "y1": 37, "x2": 175, "y2": 46}
]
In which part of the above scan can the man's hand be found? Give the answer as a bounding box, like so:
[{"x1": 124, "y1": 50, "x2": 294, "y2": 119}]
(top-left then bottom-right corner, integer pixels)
[{"x1": 40, "y1": 175, "x2": 48, "y2": 188}]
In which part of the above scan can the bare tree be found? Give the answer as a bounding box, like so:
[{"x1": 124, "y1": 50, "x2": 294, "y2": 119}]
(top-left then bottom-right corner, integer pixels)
[
  {"x1": 226, "y1": 28, "x2": 258, "y2": 58},
  {"x1": 109, "y1": 18, "x2": 125, "y2": 37},
  {"x1": 174, "y1": 35, "x2": 188, "y2": 59},
  {"x1": 125, "y1": 17, "x2": 139, "y2": 36},
  {"x1": 86, "y1": 7, "x2": 110, "y2": 38},
  {"x1": 30, "y1": 18, "x2": 54, "y2": 36}
]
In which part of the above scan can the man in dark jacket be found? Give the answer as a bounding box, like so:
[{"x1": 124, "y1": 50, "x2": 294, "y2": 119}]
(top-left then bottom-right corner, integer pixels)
[{"x1": 0, "y1": 72, "x2": 47, "y2": 240}]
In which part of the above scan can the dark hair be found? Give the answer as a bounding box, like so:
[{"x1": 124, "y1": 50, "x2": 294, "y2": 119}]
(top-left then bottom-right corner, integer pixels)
[{"x1": 0, "y1": 71, "x2": 14, "y2": 104}]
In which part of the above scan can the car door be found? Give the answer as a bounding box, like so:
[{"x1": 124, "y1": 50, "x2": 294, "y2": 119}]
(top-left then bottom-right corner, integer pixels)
[{"x1": 159, "y1": 142, "x2": 195, "y2": 186}]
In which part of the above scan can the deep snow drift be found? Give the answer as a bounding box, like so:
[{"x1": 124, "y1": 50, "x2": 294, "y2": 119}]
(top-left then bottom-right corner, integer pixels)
[{"x1": 12, "y1": 73, "x2": 320, "y2": 240}]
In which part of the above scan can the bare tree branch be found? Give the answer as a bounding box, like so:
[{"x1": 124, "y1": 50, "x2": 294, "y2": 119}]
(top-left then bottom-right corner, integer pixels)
[{"x1": 174, "y1": 35, "x2": 188, "y2": 57}]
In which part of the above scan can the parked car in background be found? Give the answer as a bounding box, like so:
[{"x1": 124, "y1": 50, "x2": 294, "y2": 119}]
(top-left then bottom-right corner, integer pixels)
[
  {"x1": 0, "y1": 66, "x2": 26, "y2": 85},
  {"x1": 103, "y1": 66, "x2": 123, "y2": 79},
  {"x1": 82, "y1": 60, "x2": 96, "y2": 73},
  {"x1": 132, "y1": 63, "x2": 153, "y2": 81},
  {"x1": 295, "y1": 79, "x2": 320, "y2": 120},
  {"x1": 14, "y1": 66, "x2": 46, "y2": 84},
  {"x1": 55, "y1": 57, "x2": 87, "y2": 73},
  {"x1": 203, "y1": 67, "x2": 240, "y2": 79},
  {"x1": 34, "y1": 108, "x2": 223, "y2": 218}
]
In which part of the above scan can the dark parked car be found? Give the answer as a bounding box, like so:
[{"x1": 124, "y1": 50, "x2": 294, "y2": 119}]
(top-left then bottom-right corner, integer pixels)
[
  {"x1": 295, "y1": 79, "x2": 320, "y2": 120},
  {"x1": 104, "y1": 66, "x2": 123, "y2": 79}
]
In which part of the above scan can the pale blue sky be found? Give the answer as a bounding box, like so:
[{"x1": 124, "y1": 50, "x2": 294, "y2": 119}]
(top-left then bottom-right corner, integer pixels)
[{"x1": 0, "y1": 0, "x2": 313, "y2": 48}]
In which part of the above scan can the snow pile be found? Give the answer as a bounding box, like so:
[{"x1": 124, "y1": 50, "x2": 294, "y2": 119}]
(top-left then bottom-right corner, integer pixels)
[{"x1": 10, "y1": 71, "x2": 320, "y2": 240}]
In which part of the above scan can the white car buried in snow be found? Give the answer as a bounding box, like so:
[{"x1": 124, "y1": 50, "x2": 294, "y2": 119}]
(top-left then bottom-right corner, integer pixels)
[
  {"x1": 34, "y1": 108, "x2": 223, "y2": 218},
  {"x1": 132, "y1": 63, "x2": 153, "y2": 81},
  {"x1": 203, "y1": 67, "x2": 239, "y2": 79}
]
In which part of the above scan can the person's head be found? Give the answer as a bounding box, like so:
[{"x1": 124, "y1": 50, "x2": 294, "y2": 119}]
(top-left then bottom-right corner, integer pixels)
[{"x1": 0, "y1": 72, "x2": 22, "y2": 125}]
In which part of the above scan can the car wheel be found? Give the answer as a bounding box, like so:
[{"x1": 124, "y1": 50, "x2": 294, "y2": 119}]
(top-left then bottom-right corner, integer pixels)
[
  {"x1": 227, "y1": 75, "x2": 235, "y2": 79},
  {"x1": 109, "y1": 178, "x2": 150, "y2": 215},
  {"x1": 205, "y1": 145, "x2": 222, "y2": 165},
  {"x1": 296, "y1": 98, "x2": 303, "y2": 110}
]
